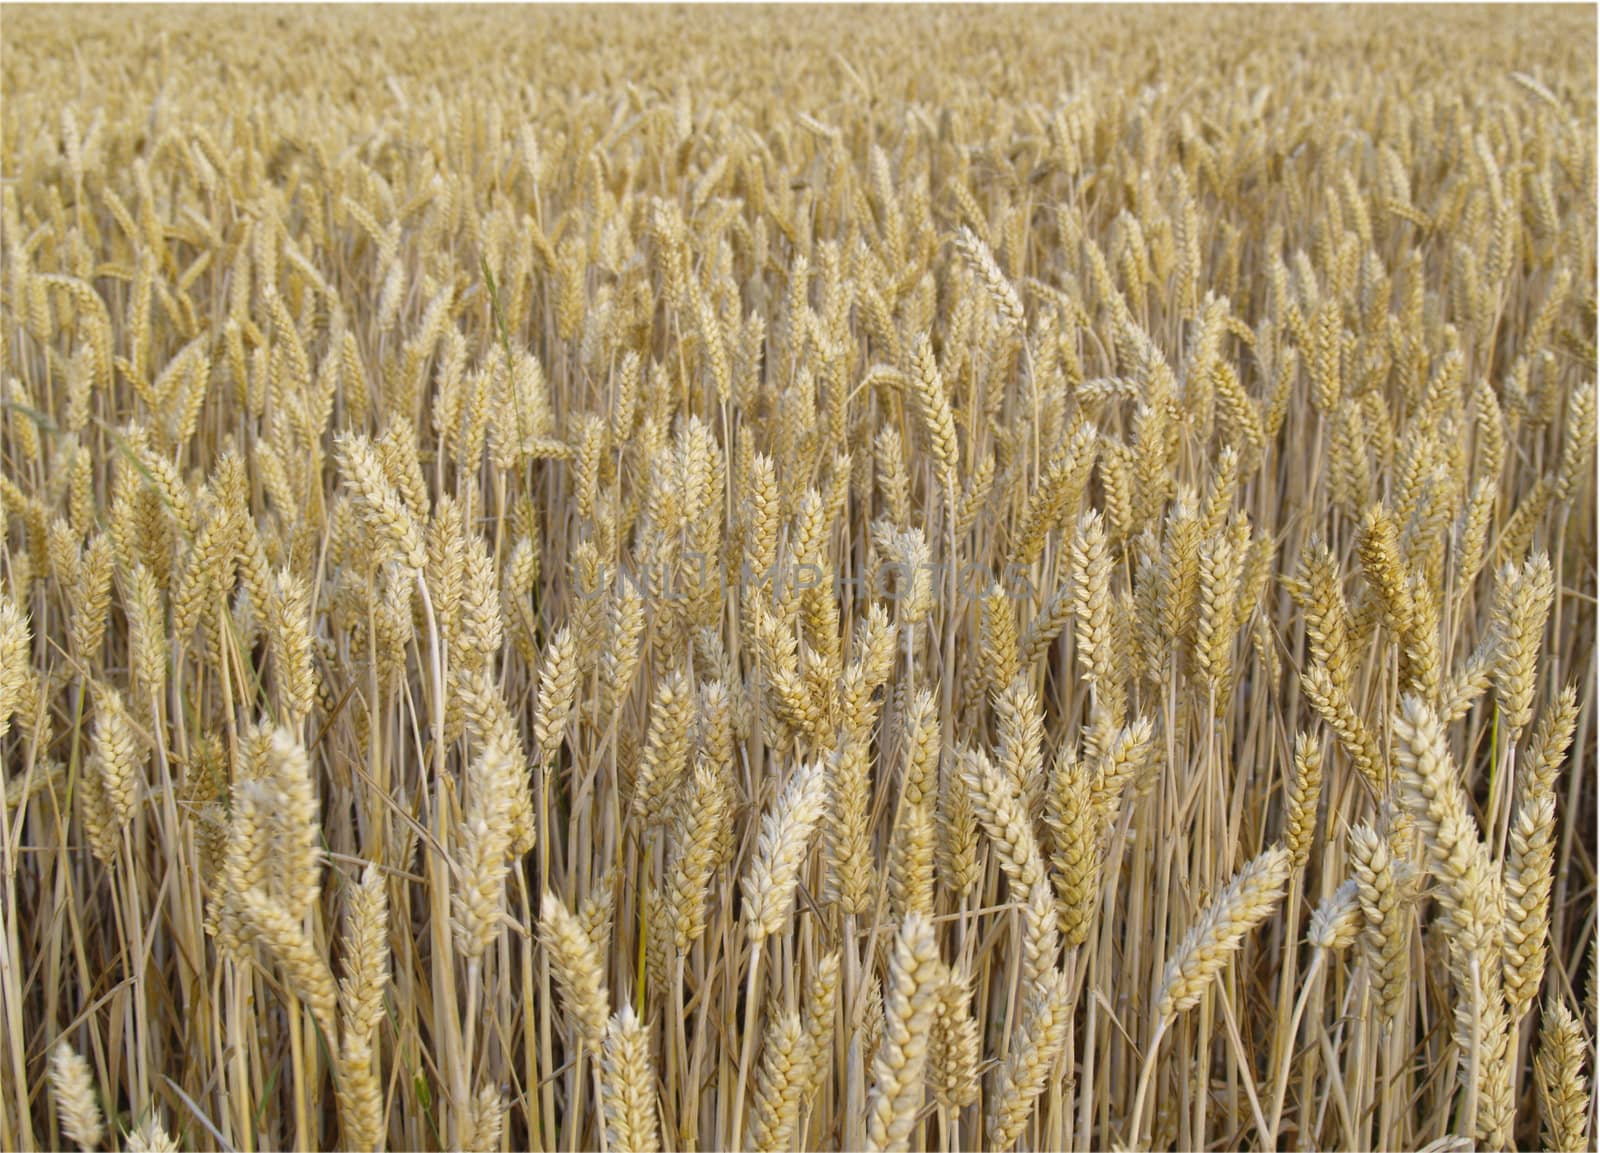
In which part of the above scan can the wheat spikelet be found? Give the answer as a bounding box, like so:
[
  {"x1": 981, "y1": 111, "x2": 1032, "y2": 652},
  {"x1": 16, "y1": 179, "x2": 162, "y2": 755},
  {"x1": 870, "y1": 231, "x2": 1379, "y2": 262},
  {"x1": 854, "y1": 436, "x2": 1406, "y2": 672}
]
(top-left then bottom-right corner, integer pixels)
[
  {"x1": 456, "y1": 541, "x2": 503, "y2": 671},
  {"x1": 907, "y1": 335, "x2": 959, "y2": 498},
  {"x1": 1088, "y1": 715, "x2": 1155, "y2": 823},
  {"x1": 1285, "y1": 733, "x2": 1323, "y2": 869},
  {"x1": 1503, "y1": 790, "x2": 1555, "y2": 1022},
  {"x1": 978, "y1": 585, "x2": 1021, "y2": 699},
  {"x1": 1391, "y1": 695, "x2": 1501, "y2": 956},
  {"x1": 1554, "y1": 380, "x2": 1595, "y2": 503},
  {"x1": 1009, "y1": 419, "x2": 1097, "y2": 568},
  {"x1": 743, "y1": 759, "x2": 829, "y2": 941},
  {"x1": 1535, "y1": 1000, "x2": 1591, "y2": 1152},
  {"x1": 826, "y1": 736, "x2": 876, "y2": 914},
  {"x1": 69, "y1": 527, "x2": 114, "y2": 655},
  {"x1": 667, "y1": 759, "x2": 728, "y2": 951},
  {"x1": 1348, "y1": 822, "x2": 1409, "y2": 1024},
  {"x1": 263, "y1": 725, "x2": 323, "y2": 916},
  {"x1": 340, "y1": 862, "x2": 391, "y2": 1036},
  {"x1": 1286, "y1": 539, "x2": 1355, "y2": 695},
  {"x1": 0, "y1": 598, "x2": 30, "y2": 741},
  {"x1": 635, "y1": 666, "x2": 693, "y2": 820},
  {"x1": 1159, "y1": 844, "x2": 1291, "y2": 1020},
  {"x1": 887, "y1": 792, "x2": 936, "y2": 919},
  {"x1": 601, "y1": 1004, "x2": 661, "y2": 1153},
  {"x1": 752, "y1": 1010, "x2": 812, "y2": 1153},
  {"x1": 1356, "y1": 503, "x2": 1415, "y2": 638},
  {"x1": 1488, "y1": 553, "x2": 1554, "y2": 735},
  {"x1": 533, "y1": 624, "x2": 579, "y2": 765},
  {"x1": 1046, "y1": 744, "x2": 1100, "y2": 945},
  {"x1": 540, "y1": 889, "x2": 611, "y2": 1047},
  {"x1": 1308, "y1": 879, "x2": 1364, "y2": 951},
  {"x1": 337, "y1": 1027, "x2": 386, "y2": 1152},
  {"x1": 987, "y1": 970, "x2": 1073, "y2": 1149},
  {"x1": 1301, "y1": 662, "x2": 1387, "y2": 790},
  {"x1": 1195, "y1": 518, "x2": 1247, "y2": 708},
  {"x1": 49, "y1": 1042, "x2": 104, "y2": 1151},
  {"x1": 792, "y1": 948, "x2": 843, "y2": 1120},
  {"x1": 334, "y1": 431, "x2": 426, "y2": 570},
  {"x1": 960, "y1": 745, "x2": 1045, "y2": 902},
  {"x1": 87, "y1": 683, "x2": 140, "y2": 831},
  {"x1": 123, "y1": 1115, "x2": 179, "y2": 1153},
  {"x1": 929, "y1": 970, "x2": 981, "y2": 1111},
  {"x1": 865, "y1": 912, "x2": 942, "y2": 1152},
  {"x1": 1071, "y1": 509, "x2": 1125, "y2": 724},
  {"x1": 124, "y1": 562, "x2": 166, "y2": 708},
  {"x1": 462, "y1": 1084, "x2": 505, "y2": 1153},
  {"x1": 236, "y1": 887, "x2": 340, "y2": 1038},
  {"x1": 1021, "y1": 877, "x2": 1063, "y2": 989},
  {"x1": 1472, "y1": 983, "x2": 1516, "y2": 1148}
]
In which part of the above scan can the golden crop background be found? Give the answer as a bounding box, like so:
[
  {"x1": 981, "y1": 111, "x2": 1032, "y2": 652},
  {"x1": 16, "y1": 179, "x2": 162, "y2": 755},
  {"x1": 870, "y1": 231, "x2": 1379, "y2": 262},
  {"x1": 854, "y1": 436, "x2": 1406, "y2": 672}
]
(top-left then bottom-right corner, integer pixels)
[{"x1": 1, "y1": 5, "x2": 1597, "y2": 1152}]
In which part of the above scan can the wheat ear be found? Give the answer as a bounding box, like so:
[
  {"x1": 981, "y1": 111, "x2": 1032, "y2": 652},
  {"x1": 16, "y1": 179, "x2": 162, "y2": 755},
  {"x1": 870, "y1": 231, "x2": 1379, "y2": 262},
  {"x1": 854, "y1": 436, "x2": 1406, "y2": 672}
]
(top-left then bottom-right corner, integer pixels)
[
  {"x1": 1536, "y1": 1000, "x2": 1592, "y2": 1152},
  {"x1": 865, "y1": 912, "x2": 943, "y2": 1152},
  {"x1": 601, "y1": 1004, "x2": 661, "y2": 1153},
  {"x1": 49, "y1": 1042, "x2": 104, "y2": 1151}
]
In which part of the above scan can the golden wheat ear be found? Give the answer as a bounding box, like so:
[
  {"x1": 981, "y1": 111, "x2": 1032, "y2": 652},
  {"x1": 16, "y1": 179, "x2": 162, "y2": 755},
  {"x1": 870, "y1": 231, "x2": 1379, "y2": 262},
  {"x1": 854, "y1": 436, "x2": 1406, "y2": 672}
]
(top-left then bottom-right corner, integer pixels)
[
  {"x1": 49, "y1": 1043, "x2": 105, "y2": 1152},
  {"x1": 1158, "y1": 844, "x2": 1293, "y2": 1022}
]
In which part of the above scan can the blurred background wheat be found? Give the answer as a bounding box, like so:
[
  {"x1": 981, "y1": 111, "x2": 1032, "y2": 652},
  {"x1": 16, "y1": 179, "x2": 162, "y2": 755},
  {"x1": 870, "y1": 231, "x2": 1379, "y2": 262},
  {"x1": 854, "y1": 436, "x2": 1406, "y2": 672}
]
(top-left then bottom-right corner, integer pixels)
[{"x1": 1, "y1": 6, "x2": 1596, "y2": 1151}]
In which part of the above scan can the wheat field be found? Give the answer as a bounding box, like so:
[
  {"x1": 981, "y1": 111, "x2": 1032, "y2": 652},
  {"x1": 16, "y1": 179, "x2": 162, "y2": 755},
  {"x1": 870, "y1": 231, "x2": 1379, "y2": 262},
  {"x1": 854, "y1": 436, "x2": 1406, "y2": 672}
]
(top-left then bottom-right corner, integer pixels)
[{"x1": 1, "y1": 6, "x2": 1596, "y2": 1151}]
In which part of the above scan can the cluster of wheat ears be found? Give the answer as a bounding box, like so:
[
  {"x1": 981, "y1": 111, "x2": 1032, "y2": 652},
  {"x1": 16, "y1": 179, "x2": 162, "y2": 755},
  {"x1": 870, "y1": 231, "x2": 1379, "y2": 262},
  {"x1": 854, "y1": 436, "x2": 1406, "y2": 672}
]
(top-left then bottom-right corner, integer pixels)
[{"x1": 1, "y1": 7, "x2": 1595, "y2": 1152}]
